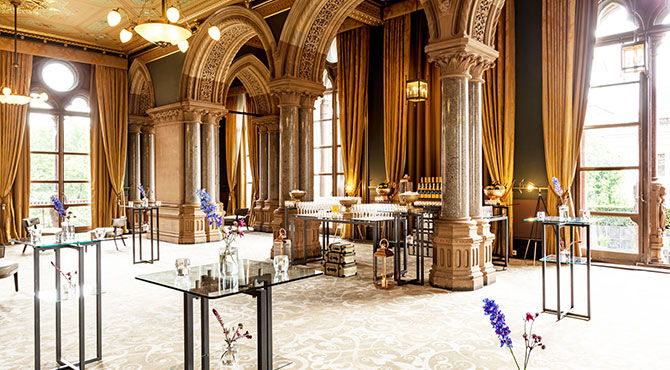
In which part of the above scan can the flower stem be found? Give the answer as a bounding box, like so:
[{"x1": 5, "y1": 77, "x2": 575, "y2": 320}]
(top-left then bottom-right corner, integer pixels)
[{"x1": 509, "y1": 347, "x2": 521, "y2": 370}]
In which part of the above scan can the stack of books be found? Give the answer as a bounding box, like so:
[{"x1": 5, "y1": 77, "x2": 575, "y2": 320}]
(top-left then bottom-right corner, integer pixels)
[{"x1": 323, "y1": 242, "x2": 357, "y2": 277}]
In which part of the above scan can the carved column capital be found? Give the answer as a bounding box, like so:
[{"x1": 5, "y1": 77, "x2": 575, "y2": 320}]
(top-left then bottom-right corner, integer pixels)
[
  {"x1": 426, "y1": 36, "x2": 498, "y2": 78},
  {"x1": 141, "y1": 124, "x2": 156, "y2": 135},
  {"x1": 469, "y1": 57, "x2": 494, "y2": 83},
  {"x1": 129, "y1": 123, "x2": 143, "y2": 134},
  {"x1": 253, "y1": 115, "x2": 280, "y2": 132},
  {"x1": 270, "y1": 77, "x2": 325, "y2": 107}
]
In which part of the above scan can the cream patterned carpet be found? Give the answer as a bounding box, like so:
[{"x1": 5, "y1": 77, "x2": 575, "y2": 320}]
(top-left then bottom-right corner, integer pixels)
[{"x1": 0, "y1": 232, "x2": 667, "y2": 369}]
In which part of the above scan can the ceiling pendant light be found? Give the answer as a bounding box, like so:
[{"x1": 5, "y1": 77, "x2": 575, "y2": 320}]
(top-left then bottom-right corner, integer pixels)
[
  {"x1": 1, "y1": 1, "x2": 48, "y2": 106},
  {"x1": 106, "y1": 0, "x2": 221, "y2": 48}
]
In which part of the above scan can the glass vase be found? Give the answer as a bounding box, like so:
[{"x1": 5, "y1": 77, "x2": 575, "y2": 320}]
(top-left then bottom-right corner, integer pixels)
[
  {"x1": 219, "y1": 244, "x2": 239, "y2": 277},
  {"x1": 220, "y1": 342, "x2": 239, "y2": 367},
  {"x1": 62, "y1": 221, "x2": 75, "y2": 241},
  {"x1": 60, "y1": 281, "x2": 77, "y2": 301},
  {"x1": 142, "y1": 198, "x2": 149, "y2": 207},
  {"x1": 558, "y1": 204, "x2": 570, "y2": 221}
]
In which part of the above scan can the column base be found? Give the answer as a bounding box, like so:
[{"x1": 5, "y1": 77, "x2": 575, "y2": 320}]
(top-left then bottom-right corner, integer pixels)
[
  {"x1": 262, "y1": 200, "x2": 279, "y2": 232},
  {"x1": 271, "y1": 208, "x2": 321, "y2": 260},
  {"x1": 475, "y1": 218, "x2": 497, "y2": 286},
  {"x1": 253, "y1": 200, "x2": 265, "y2": 231},
  {"x1": 154, "y1": 203, "x2": 209, "y2": 244},
  {"x1": 429, "y1": 218, "x2": 484, "y2": 291}
]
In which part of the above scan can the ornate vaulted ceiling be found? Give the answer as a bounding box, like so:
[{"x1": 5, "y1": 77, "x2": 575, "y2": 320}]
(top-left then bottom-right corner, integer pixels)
[{"x1": 0, "y1": 0, "x2": 243, "y2": 54}]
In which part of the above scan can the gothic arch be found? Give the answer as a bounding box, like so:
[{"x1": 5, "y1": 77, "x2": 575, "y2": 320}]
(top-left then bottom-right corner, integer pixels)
[
  {"x1": 180, "y1": 5, "x2": 277, "y2": 104},
  {"x1": 420, "y1": 0, "x2": 505, "y2": 47},
  {"x1": 222, "y1": 54, "x2": 276, "y2": 115},
  {"x1": 129, "y1": 59, "x2": 155, "y2": 116}
]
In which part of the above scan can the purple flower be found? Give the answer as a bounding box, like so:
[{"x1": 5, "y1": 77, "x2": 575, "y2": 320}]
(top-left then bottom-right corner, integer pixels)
[
  {"x1": 50, "y1": 195, "x2": 67, "y2": 218},
  {"x1": 196, "y1": 189, "x2": 223, "y2": 228},
  {"x1": 138, "y1": 184, "x2": 147, "y2": 199},
  {"x1": 551, "y1": 177, "x2": 563, "y2": 196},
  {"x1": 483, "y1": 298, "x2": 513, "y2": 348}
]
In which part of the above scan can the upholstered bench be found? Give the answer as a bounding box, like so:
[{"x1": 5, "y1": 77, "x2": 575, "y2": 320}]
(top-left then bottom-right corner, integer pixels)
[{"x1": 0, "y1": 259, "x2": 19, "y2": 292}]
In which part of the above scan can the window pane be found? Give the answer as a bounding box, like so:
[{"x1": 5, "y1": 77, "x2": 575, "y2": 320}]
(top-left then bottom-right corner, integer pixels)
[
  {"x1": 30, "y1": 183, "x2": 57, "y2": 206},
  {"x1": 67, "y1": 206, "x2": 91, "y2": 227},
  {"x1": 64, "y1": 155, "x2": 90, "y2": 181},
  {"x1": 585, "y1": 83, "x2": 639, "y2": 126},
  {"x1": 30, "y1": 153, "x2": 57, "y2": 181},
  {"x1": 590, "y1": 44, "x2": 639, "y2": 86},
  {"x1": 42, "y1": 61, "x2": 77, "y2": 92},
  {"x1": 65, "y1": 96, "x2": 90, "y2": 113},
  {"x1": 29, "y1": 113, "x2": 57, "y2": 152},
  {"x1": 315, "y1": 147, "x2": 332, "y2": 174},
  {"x1": 29, "y1": 207, "x2": 57, "y2": 229},
  {"x1": 64, "y1": 115, "x2": 90, "y2": 153},
  {"x1": 313, "y1": 97, "x2": 322, "y2": 120},
  {"x1": 336, "y1": 174, "x2": 345, "y2": 196},
  {"x1": 581, "y1": 170, "x2": 638, "y2": 213},
  {"x1": 64, "y1": 182, "x2": 90, "y2": 205},
  {"x1": 582, "y1": 126, "x2": 639, "y2": 167},
  {"x1": 589, "y1": 216, "x2": 638, "y2": 253},
  {"x1": 656, "y1": 32, "x2": 670, "y2": 183},
  {"x1": 326, "y1": 40, "x2": 338, "y2": 63},
  {"x1": 30, "y1": 97, "x2": 53, "y2": 109},
  {"x1": 336, "y1": 146, "x2": 344, "y2": 173},
  {"x1": 320, "y1": 92, "x2": 333, "y2": 120},
  {"x1": 316, "y1": 174, "x2": 332, "y2": 198},
  {"x1": 596, "y1": 4, "x2": 637, "y2": 37},
  {"x1": 319, "y1": 120, "x2": 332, "y2": 146}
]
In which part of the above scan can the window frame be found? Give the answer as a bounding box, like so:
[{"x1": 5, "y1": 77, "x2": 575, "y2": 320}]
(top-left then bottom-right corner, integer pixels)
[{"x1": 313, "y1": 68, "x2": 344, "y2": 199}]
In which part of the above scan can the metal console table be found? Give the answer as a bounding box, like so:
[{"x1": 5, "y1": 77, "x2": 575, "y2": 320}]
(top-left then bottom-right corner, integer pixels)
[
  {"x1": 389, "y1": 211, "x2": 426, "y2": 285},
  {"x1": 525, "y1": 217, "x2": 591, "y2": 321},
  {"x1": 487, "y1": 213, "x2": 510, "y2": 269},
  {"x1": 125, "y1": 204, "x2": 160, "y2": 264},
  {"x1": 13, "y1": 234, "x2": 106, "y2": 369}
]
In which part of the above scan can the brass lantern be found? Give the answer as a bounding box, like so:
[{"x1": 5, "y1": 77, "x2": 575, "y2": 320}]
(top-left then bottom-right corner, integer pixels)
[
  {"x1": 406, "y1": 80, "x2": 428, "y2": 102},
  {"x1": 373, "y1": 238, "x2": 395, "y2": 289},
  {"x1": 621, "y1": 41, "x2": 646, "y2": 73},
  {"x1": 272, "y1": 228, "x2": 292, "y2": 262}
]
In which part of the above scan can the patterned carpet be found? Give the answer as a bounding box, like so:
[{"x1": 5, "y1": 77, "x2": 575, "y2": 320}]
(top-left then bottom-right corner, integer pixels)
[{"x1": 0, "y1": 232, "x2": 667, "y2": 369}]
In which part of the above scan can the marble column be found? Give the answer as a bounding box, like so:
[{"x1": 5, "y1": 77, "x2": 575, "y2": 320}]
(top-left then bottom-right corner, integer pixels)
[
  {"x1": 470, "y1": 65, "x2": 496, "y2": 285},
  {"x1": 278, "y1": 102, "x2": 300, "y2": 206},
  {"x1": 201, "y1": 113, "x2": 219, "y2": 203},
  {"x1": 255, "y1": 123, "x2": 269, "y2": 231},
  {"x1": 184, "y1": 111, "x2": 202, "y2": 205},
  {"x1": 141, "y1": 124, "x2": 156, "y2": 202},
  {"x1": 128, "y1": 124, "x2": 142, "y2": 202},
  {"x1": 266, "y1": 125, "x2": 280, "y2": 231},
  {"x1": 299, "y1": 97, "x2": 316, "y2": 201}
]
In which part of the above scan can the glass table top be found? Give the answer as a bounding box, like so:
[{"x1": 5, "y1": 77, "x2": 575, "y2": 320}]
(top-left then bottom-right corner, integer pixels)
[
  {"x1": 11, "y1": 233, "x2": 113, "y2": 248},
  {"x1": 524, "y1": 216, "x2": 591, "y2": 225},
  {"x1": 136, "y1": 260, "x2": 323, "y2": 299},
  {"x1": 539, "y1": 254, "x2": 588, "y2": 265}
]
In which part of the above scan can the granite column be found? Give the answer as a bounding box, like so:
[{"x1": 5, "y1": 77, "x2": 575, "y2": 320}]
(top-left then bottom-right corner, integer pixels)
[{"x1": 128, "y1": 123, "x2": 142, "y2": 202}]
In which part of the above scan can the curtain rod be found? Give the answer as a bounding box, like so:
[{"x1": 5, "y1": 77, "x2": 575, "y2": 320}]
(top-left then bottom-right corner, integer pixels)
[{"x1": 227, "y1": 110, "x2": 263, "y2": 117}]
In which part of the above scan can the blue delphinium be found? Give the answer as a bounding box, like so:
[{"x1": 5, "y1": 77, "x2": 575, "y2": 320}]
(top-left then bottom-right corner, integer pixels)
[
  {"x1": 50, "y1": 195, "x2": 67, "y2": 218},
  {"x1": 138, "y1": 184, "x2": 147, "y2": 199},
  {"x1": 196, "y1": 189, "x2": 222, "y2": 228},
  {"x1": 551, "y1": 177, "x2": 563, "y2": 196},
  {"x1": 483, "y1": 298, "x2": 519, "y2": 369}
]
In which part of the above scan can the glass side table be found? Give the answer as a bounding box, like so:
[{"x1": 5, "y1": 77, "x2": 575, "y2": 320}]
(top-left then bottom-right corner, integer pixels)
[{"x1": 525, "y1": 217, "x2": 592, "y2": 321}]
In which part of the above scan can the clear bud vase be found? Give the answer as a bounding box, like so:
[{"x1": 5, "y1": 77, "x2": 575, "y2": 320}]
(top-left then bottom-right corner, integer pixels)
[
  {"x1": 220, "y1": 342, "x2": 239, "y2": 367},
  {"x1": 558, "y1": 204, "x2": 570, "y2": 221},
  {"x1": 219, "y1": 244, "x2": 239, "y2": 277},
  {"x1": 62, "y1": 220, "x2": 75, "y2": 241}
]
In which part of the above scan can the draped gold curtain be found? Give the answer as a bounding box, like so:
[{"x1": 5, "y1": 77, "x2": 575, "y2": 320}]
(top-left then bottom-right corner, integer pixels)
[
  {"x1": 408, "y1": 14, "x2": 440, "y2": 183},
  {"x1": 542, "y1": 0, "x2": 598, "y2": 253},
  {"x1": 483, "y1": 0, "x2": 516, "y2": 251},
  {"x1": 225, "y1": 95, "x2": 244, "y2": 212},
  {"x1": 0, "y1": 51, "x2": 32, "y2": 243},
  {"x1": 91, "y1": 65, "x2": 128, "y2": 228},
  {"x1": 383, "y1": 15, "x2": 411, "y2": 188},
  {"x1": 245, "y1": 98, "x2": 259, "y2": 225},
  {"x1": 337, "y1": 26, "x2": 369, "y2": 196}
]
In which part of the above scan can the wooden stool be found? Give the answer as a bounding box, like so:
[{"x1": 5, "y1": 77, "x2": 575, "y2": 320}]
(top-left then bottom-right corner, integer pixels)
[{"x1": 0, "y1": 259, "x2": 19, "y2": 292}]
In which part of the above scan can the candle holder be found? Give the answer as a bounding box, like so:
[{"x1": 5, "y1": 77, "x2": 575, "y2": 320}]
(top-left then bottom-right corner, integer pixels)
[{"x1": 175, "y1": 258, "x2": 191, "y2": 276}]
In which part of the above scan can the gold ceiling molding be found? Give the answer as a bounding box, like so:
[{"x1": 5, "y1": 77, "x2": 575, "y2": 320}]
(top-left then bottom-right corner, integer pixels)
[
  {"x1": 253, "y1": 0, "x2": 294, "y2": 17},
  {"x1": 350, "y1": 1, "x2": 382, "y2": 26}
]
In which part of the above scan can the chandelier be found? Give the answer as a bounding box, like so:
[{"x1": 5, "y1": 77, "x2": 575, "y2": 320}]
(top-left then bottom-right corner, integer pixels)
[
  {"x1": 1, "y1": 1, "x2": 48, "y2": 105},
  {"x1": 107, "y1": 0, "x2": 222, "y2": 53}
]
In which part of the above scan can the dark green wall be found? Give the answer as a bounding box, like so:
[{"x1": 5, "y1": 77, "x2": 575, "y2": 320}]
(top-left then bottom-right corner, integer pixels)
[
  {"x1": 146, "y1": 52, "x2": 185, "y2": 106},
  {"x1": 367, "y1": 25, "x2": 386, "y2": 201},
  {"x1": 514, "y1": 1, "x2": 546, "y2": 199}
]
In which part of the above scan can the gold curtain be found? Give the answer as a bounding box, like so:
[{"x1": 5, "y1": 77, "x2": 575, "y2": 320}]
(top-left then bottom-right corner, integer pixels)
[
  {"x1": 408, "y1": 15, "x2": 440, "y2": 183},
  {"x1": 483, "y1": 0, "x2": 516, "y2": 252},
  {"x1": 383, "y1": 15, "x2": 411, "y2": 188},
  {"x1": 246, "y1": 98, "x2": 259, "y2": 225},
  {"x1": 542, "y1": 0, "x2": 598, "y2": 253},
  {"x1": 225, "y1": 95, "x2": 243, "y2": 212},
  {"x1": 0, "y1": 51, "x2": 32, "y2": 244},
  {"x1": 91, "y1": 65, "x2": 128, "y2": 228},
  {"x1": 337, "y1": 26, "x2": 369, "y2": 196}
]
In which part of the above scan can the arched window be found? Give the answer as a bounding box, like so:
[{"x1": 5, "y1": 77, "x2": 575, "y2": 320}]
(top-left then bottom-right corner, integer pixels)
[
  {"x1": 28, "y1": 59, "x2": 91, "y2": 230},
  {"x1": 595, "y1": 2, "x2": 638, "y2": 37},
  {"x1": 313, "y1": 40, "x2": 344, "y2": 199}
]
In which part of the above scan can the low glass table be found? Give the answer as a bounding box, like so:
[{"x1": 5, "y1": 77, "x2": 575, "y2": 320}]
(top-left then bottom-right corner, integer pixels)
[
  {"x1": 12, "y1": 234, "x2": 109, "y2": 369},
  {"x1": 524, "y1": 217, "x2": 591, "y2": 321},
  {"x1": 136, "y1": 260, "x2": 323, "y2": 370}
]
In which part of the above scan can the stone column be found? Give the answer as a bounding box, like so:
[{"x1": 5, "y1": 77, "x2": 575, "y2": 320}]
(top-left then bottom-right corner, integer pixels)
[
  {"x1": 128, "y1": 123, "x2": 142, "y2": 202},
  {"x1": 299, "y1": 96, "x2": 316, "y2": 201},
  {"x1": 266, "y1": 122, "x2": 280, "y2": 231},
  {"x1": 255, "y1": 121, "x2": 269, "y2": 231},
  {"x1": 201, "y1": 112, "x2": 219, "y2": 203},
  {"x1": 184, "y1": 111, "x2": 202, "y2": 205},
  {"x1": 141, "y1": 124, "x2": 156, "y2": 202},
  {"x1": 470, "y1": 64, "x2": 496, "y2": 285},
  {"x1": 425, "y1": 40, "x2": 497, "y2": 291}
]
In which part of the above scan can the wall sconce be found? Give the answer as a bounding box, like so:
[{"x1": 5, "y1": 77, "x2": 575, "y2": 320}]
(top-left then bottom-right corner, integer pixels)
[
  {"x1": 621, "y1": 41, "x2": 646, "y2": 73},
  {"x1": 406, "y1": 80, "x2": 428, "y2": 102}
]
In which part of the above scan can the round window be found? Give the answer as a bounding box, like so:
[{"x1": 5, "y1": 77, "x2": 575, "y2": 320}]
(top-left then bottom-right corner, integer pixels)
[{"x1": 41, "y1": 61, "x2": 77, "y2": 92}]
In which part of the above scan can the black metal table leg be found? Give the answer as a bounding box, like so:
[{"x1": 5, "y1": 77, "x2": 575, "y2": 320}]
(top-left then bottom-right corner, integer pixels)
[
  {"x1": 156, "y1": 207, "x2": 160, "y2": 261},
  {"x1": 131, "y1": 208, "x2": 136, "y2": 263},
  {"x1": 184, "y1": 293, "x2": 194, "y2": 370},
  {"x1": 570, "y1": 226, "x2": 575, "y2": 310},
  {"x1": 200, "y1": 298, "x2": 209, "y2": 370},
  {"x1": 150, "y1": 208, "x2": 155, "y2": 263},
  {"x1": 541, "y1": 224, "x2": 546, "y2": 312},
  {"x1": 556, "y1": 225, "x2": 562, "y2": 320},
  {"x1": 34, "y1": 247, "x2": 40, "y2": 369},
  {"x1": 55, "y1": 247, "x2": 62, "y2": 362},
  {"x1": 96, "y1": 241, "x2": 102, "y2": 359},
  {"x1": 78, "y1": 246, "x2": 86, "y2": 369},
  {"x1": 586, "y1": 225, "x2": 591, "y2": 320},
  {"x1": 504, "y1": 216, "x2": 509, "y2": 268},
  {"x1": 256, "y1": 287, "x2": 272, "y2": 370}
]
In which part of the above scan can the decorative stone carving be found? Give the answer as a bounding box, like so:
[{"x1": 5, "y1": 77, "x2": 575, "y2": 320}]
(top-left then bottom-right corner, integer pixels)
[
  {"x1": 199, "y1": 23, "x2": 250, "y2": 101},
  {"x1": 298, "y1": 0, "x2": 345, "y2": 80},
  {"x1": 430, "y1": 219, "x2": 484, "y2": 290},
  {"x1": 439, "y1": 0, "x2": 452, "y2": 13},
  {"x1": 473, "y1": 0, "x2": 494, "y2": 42},
  {"x1": 426, "y1": 37, "x2": 498, "y2": 78},
  {"x1": 650, "y1": 181, "x2": 666, "y2": 263}
]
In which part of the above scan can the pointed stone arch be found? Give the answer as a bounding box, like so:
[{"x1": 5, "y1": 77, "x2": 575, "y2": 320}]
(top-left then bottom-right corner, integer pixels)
[
  {"x1": 129, "y1": 59, "x2": 155, "y2": 116},
  {"x1": 420, "y1": 0, "x2": 505, "y2": 47},
  {"x1": 180, "y1": 5, "x2": 277, "y2": 104},
  {"x1": 222, "y1": 54, "x2": 276, "y2": 115}
]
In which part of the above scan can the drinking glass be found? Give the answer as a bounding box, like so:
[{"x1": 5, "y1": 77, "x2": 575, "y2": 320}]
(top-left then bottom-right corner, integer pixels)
[
  {"x1": 175, "y1": 258, "x2": 191, "y2": 276},
  {"x1": 273, "y1": 255, "x2": 289, "y2": 273},
  {"x1": 536, "y1": 211, "x2": 545, "y2": 221}
]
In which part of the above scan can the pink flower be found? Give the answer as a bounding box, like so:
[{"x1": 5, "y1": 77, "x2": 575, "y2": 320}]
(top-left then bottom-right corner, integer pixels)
[{"x1": 525, "y1": 313, "x2": 535, "y2": 321}]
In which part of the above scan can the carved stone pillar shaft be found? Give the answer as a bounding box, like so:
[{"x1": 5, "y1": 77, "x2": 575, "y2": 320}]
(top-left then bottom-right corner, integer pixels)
[
  {"x1": 255, "y1": 124, "x2": 269, "y2": 230},
  {"x1": 278, "y1": 104, "x2": 300, "y2": 205},
  {"x1": 141, "y1": 126, "x2": 156, "y2": 202},
  {"x1": 184, "y1": 112, "x2": 201, "y2": 205},
  {"x1": 266, "y1": 127, "x2": 280, "y2": 231},
  {"x1": 299, "y1": 101, "x2": 315, "y2": 201},
  {"x1": 468, "y1": 79, "x2": 483, "y2": 218},
  {"x1": 128, "y1": 125, "x2": 142, "y2": 202},
  {"x1": 201, "y1": 114, "x2": 218, "y2": 203}
]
